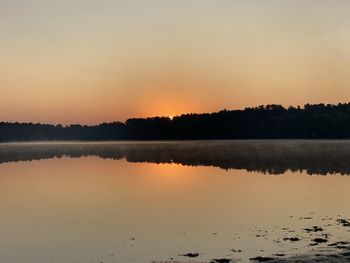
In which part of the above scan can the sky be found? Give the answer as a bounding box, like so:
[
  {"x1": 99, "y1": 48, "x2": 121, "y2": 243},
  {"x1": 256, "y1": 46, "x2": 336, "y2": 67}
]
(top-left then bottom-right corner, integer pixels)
[{"x1": 1, "y1": 0, "x2": 350, "y2": 124}]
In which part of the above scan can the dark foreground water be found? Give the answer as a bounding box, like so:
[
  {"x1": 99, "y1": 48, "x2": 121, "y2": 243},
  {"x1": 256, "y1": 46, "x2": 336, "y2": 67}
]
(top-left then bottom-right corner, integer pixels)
[{"x1": 1, "y1": 140, "x2": 350, "y2": 263}]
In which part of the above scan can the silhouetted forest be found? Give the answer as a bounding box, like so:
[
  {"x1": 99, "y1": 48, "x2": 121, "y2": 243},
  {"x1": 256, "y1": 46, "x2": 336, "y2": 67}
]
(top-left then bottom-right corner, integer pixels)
[{"x1": 2, "y1": 103, "x2": 350, "y2": 141}]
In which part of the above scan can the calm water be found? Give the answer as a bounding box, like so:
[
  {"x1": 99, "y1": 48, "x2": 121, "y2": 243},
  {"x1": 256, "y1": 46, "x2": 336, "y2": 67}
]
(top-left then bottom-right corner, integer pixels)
[{"x1": 1, "y1": 141, "x2": 350, "y2": 262}]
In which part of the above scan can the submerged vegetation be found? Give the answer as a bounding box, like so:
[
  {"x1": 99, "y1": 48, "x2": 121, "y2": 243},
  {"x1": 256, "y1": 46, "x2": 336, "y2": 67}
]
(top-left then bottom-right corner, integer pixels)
[{"x1": 3, "y1": 103, "x2": 350, "y2": 141}]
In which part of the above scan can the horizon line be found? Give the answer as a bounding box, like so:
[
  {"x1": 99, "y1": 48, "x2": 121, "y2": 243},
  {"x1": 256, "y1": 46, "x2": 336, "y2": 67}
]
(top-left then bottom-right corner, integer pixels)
[{"x1": 1, "y1": 102, "x2": 349, "y2": 127}]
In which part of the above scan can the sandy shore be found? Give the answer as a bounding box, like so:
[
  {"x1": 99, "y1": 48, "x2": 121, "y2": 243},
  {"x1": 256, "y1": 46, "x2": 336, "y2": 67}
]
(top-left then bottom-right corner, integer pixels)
[
  {"x1": 250, "y1": 248, "x2": 350, "y2": 262},
  {"x1": 243, "y1": 241, "x2": 350, "y2": 262}
]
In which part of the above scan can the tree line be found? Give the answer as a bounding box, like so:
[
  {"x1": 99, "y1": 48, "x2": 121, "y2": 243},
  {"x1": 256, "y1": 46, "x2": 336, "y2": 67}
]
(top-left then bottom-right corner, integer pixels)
[{"x1": 2, "y1": 103, "x2": 350, "y2": 141}]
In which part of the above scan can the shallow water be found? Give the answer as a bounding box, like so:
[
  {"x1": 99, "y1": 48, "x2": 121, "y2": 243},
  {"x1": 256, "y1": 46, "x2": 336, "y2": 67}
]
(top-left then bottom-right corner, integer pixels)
[{"x1": 0, "y1": 141, "x2": 350, "y2": 262}]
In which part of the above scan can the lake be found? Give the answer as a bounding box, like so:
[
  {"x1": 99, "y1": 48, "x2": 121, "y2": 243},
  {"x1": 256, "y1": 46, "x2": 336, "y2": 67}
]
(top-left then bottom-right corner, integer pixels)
[{"x1": 1, "y1": 141, "x2": 350, "y2": 262}]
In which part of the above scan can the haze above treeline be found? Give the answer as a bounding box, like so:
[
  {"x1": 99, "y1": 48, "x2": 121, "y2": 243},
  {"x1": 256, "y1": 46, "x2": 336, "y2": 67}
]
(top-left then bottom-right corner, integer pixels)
[
  {"x1": 3, "y1": 103, "x2": 350, "y2": 141},
  {"x1": 2, "y1": 1, "x2": 350, "y2": 125}
]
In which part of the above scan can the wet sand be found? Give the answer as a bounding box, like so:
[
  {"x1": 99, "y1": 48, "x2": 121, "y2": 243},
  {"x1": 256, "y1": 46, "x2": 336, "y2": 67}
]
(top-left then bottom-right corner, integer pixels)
[
  {"x1": 249, "y1": 238, "x2": 350, "y2": 262},
  {"x1": 153, "y1": 245, "x2": 350, "y2": 262},
  {"x1": 250, "y1": 248, "x2": 350, "y2": 262}
]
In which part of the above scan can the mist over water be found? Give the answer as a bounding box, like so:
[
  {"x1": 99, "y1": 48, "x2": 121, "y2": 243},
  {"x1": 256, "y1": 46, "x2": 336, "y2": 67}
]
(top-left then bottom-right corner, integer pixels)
[{"x1": 2, "y1": 140, "x2": 350, "y2": 175}]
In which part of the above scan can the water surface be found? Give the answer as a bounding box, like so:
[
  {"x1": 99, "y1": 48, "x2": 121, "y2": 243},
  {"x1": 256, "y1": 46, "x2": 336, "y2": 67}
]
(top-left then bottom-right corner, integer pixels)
[{"x1": 1, "y1": 141, "x2": 350, "y2": 262}]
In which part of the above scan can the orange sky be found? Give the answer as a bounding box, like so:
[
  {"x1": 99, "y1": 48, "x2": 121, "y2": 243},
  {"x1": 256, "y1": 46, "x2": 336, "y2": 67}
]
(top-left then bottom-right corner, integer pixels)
[{"x1": 1, "y1": 0, "x2": 350, "y2": 124}]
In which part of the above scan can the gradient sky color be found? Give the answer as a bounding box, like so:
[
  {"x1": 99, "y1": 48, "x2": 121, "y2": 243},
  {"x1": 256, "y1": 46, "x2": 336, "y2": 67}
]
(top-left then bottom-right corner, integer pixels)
[{"x1": 1, "y1": 0, "x2": 350, "y2": 124}]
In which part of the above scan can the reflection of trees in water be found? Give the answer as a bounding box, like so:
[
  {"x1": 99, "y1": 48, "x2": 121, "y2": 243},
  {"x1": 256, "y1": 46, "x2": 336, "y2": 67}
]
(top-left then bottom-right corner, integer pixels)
[{"x1": 1, "y1": 141, "x2": 350, "y2": 176}]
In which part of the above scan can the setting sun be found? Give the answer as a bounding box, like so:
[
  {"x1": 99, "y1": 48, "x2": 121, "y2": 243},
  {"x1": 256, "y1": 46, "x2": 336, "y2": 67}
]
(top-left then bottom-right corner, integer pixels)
[{"x1": 2, "y1": 1, "x2": 350, "y2": 262}]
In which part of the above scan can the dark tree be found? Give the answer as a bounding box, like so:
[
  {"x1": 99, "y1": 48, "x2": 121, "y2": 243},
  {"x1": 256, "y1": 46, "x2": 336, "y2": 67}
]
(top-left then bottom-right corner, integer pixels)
[{"x1": 2, "y1": 103, "x2": 350, "y2": 141}]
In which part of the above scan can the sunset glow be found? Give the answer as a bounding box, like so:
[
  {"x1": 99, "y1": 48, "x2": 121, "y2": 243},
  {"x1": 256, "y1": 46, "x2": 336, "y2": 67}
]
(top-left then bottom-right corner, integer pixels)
[{"x1": 2, "y1": 0, "x2": 350, "y2": 124}]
